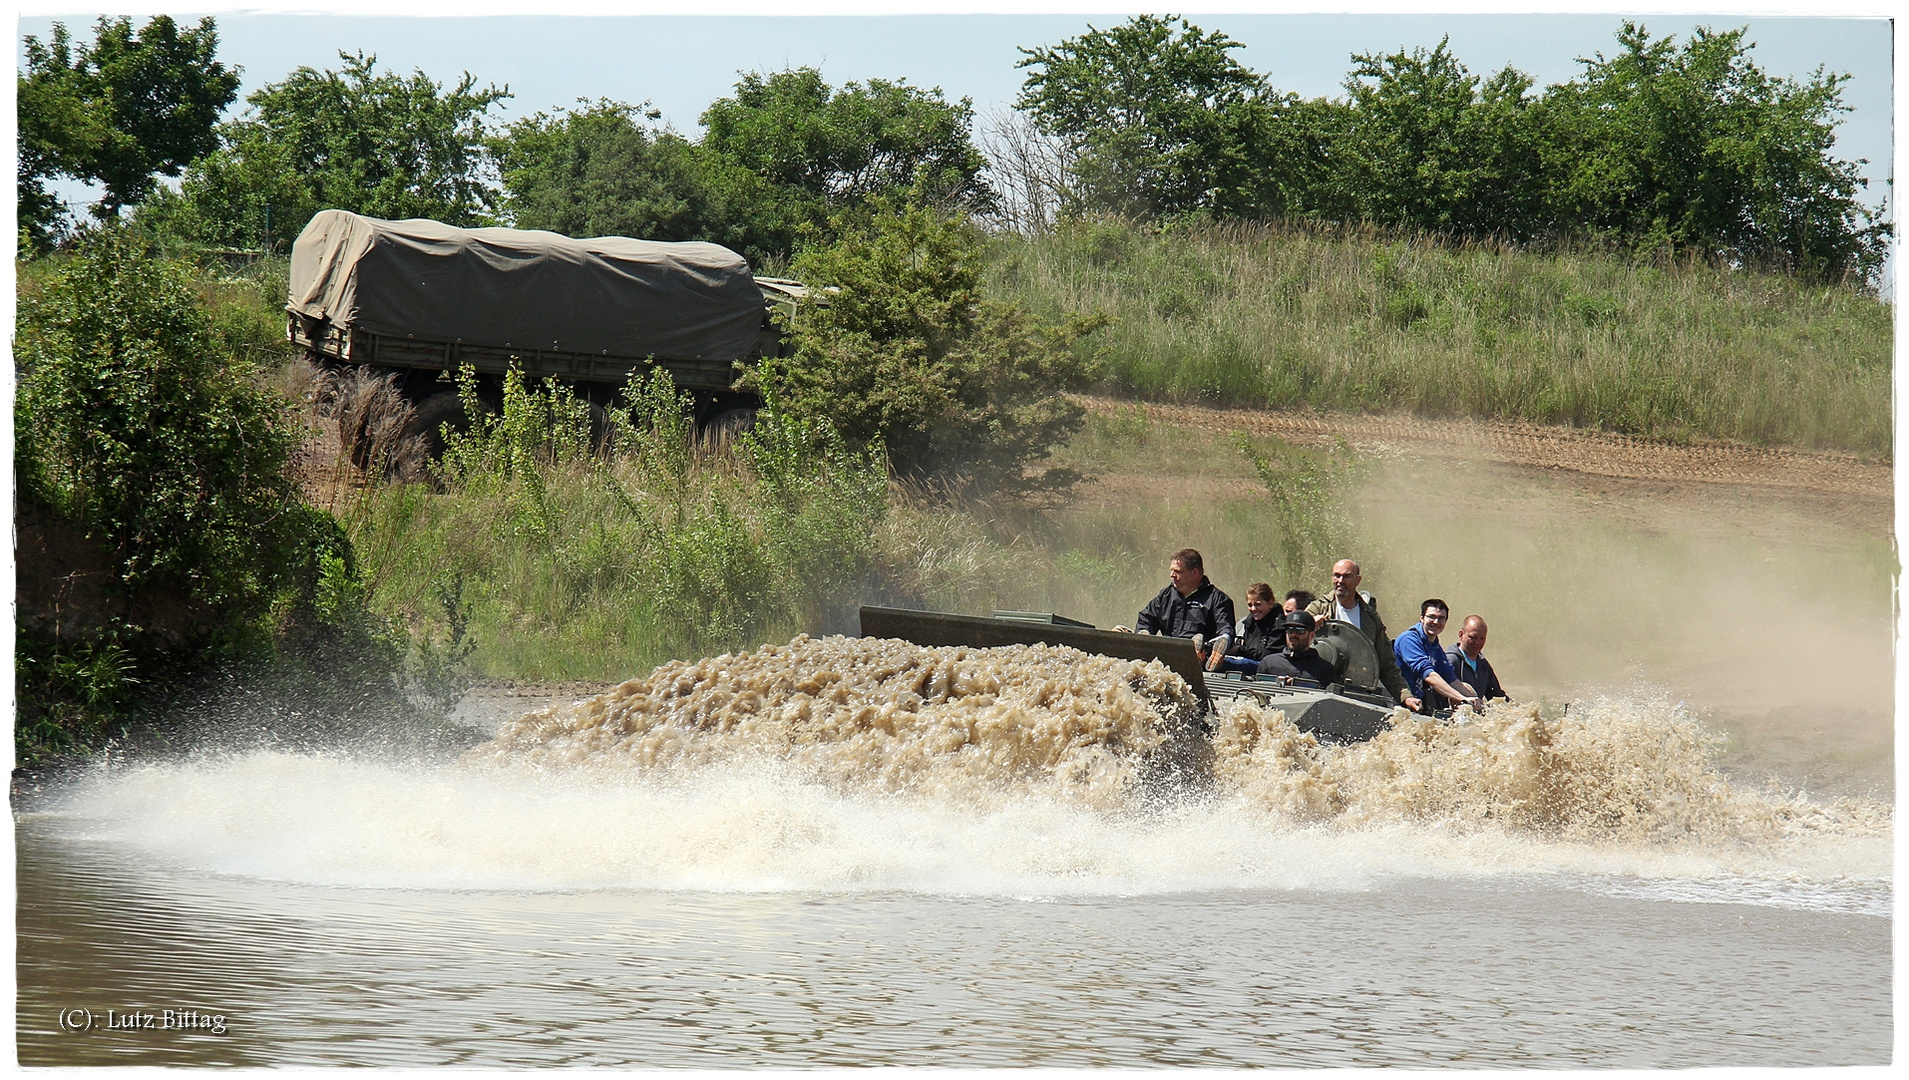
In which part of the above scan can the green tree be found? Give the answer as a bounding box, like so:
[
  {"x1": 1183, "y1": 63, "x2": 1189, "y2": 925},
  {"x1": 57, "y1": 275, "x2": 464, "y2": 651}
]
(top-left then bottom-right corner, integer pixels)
[
  {"x1": 766, "y1": 199, "x2": 1103, "y2": 489},
  {"x1": 141, "y1": 51, "x2": 508, "y2": 250},
  {"x1": 493, "y1": 100, "x2": 708, "y2": 239},
  {"x1": 14, "y1": 232, "x2": 331, "y2": 621},
  {"x1": 1335, "y1": 40, "x2": 1547, "y2": 237},
  {"x1": 1015, "y1": 14, "x2": 1276, "y2": 219},
  {"x1": 489, "y1": 98, "x2": 809, "y2": 264},
  {"x1": 17, "y1": 16, "x2": 239, "y2": 247},
  {"x1": 701, "y1": 67, "x2": 994, "y2": 217},
  {"x1": 1540, "y1": 22, "x2": 1887, "y2": 282}
]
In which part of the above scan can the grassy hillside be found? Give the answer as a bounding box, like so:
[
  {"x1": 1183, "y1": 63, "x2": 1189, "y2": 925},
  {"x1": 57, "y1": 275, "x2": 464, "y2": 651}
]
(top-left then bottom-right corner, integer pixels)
[{"x1": 989, "y1": 220, "x2": 1893, "y2": 457}]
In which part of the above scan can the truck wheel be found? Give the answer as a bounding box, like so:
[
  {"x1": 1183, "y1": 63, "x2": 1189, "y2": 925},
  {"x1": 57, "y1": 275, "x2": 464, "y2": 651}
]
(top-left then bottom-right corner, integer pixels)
[
  {"x1": 401, "y1": 391, "x2": 474, "y2": 461},
  {"x1": 587, "y1": 401, "x2": 615, "y2": 455},
  {"x1": 341, "y1": 408, "x2": 375, "y2": 471},
  {"x1": 334, "y1": 366, "x2": 407, "y2": 472},
  {"x1": 701, "y1": 406, "x2": 758, "y2": 446}
]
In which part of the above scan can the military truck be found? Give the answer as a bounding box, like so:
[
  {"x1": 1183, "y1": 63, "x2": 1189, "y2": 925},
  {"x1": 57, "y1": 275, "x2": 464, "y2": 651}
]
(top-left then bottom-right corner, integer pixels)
[{"x1": 286, "y1": 209, "x2": 807, "y2": 463}]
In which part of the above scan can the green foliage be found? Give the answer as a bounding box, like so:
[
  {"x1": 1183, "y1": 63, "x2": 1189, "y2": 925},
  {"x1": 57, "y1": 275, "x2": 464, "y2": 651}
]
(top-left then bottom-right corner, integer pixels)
[
  {"x1": 489, "y1": 98, "x2": 803, "y2": 266},
  {"x1": 1015, "y1": 14, "x2": 1276, "y2": 219},
  {"x1": 1235, "y1": 433, "x2": 1362, "y2": 588},
  {"x1": 1012, "y1": 15, "x2": 1888, "y2": 286},
  {"x1": 436, "y1": 364, "x2": 596, "y2": 542},
  {"x1": 738, "y1": 396, "x2": 892, "y2": 632},
  {"x1": 350, "y1": 369, "x2": 891, "y2": 676},
  {"x1": 262, "y1": 547, "x2": 477, "y2": 742},
  {"x1": 489, "y1": 69, "x2": 994, "y2": 264},
  {"x1": 993, "y1": 218, "x2": 1891, "y2": 455},
  {"x1": 139, "y1": 51, "x2": 509, "y2": 251},
  {"x1": 17, "y1": 15, "x2": 239, "y2": 246},
  {"x1": 493, "y1": 100, "x2": 711, "y2": 240},
  {"x1": 14, "y1": 232, "x2": 316, "y2": 615},
  {"x1": 1538, "y1": 22, "x2": 1888, "y2": 282},
  {"x1": 13, "y1": 631, "x2": 141, "y2": 760},
  {"x1": 12, "y1": 231, "x2": 466, "y2": 760},
  {"x1": 1335, "y1": 40, "x2": 1547, "y2": 238},
  {"x1": 772, "y1": 199, "x2": 1105, "y2": 489},
  {"x1": 702, "y1": 67, "x2": 993, "y2": 216}
]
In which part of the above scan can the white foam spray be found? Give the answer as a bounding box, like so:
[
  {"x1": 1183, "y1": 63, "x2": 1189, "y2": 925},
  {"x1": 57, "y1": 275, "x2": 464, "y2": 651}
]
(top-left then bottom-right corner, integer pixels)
[{"x1": 52, "y1": 636, "x2": 1890, "y2": 910}]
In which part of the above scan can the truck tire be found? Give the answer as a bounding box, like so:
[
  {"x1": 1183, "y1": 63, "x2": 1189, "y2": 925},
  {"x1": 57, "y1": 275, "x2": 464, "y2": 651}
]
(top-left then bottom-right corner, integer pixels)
[
  {"x1": 701, "y1": 406, "x2": 758, "y2": 446},
  {"x1": 401, "y1": 390, "x2": 474, "y2": 461}
]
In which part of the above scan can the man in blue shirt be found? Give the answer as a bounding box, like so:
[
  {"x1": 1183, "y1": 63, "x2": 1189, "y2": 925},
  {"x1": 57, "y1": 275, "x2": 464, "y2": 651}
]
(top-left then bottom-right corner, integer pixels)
[{"x1": 1392, "y1": 599, "x2": 1481, "y2": 713}]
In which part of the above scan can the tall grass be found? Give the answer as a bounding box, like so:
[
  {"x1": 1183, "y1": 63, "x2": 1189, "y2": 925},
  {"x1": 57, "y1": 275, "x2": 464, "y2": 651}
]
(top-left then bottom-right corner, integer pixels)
[
  {"x1": 333, "y1": 382, "x2": 1362, "y2": 682},
  {"x1": 990, "y1": 219, "x2": 1893, "y2": 456},
  {"x1": 341, "y1": 369, "x2": 899, "y2": 680}
]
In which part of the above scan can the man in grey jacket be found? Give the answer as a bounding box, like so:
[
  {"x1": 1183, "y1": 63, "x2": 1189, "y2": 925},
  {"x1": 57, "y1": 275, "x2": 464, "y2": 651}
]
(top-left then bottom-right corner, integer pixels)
[
  {"x1": 1445, "y1": 614, "x2": 1510, "y2": 701},
  {"x1": 1305, "y1": 558, "x2": 1417, "y2": 710}
]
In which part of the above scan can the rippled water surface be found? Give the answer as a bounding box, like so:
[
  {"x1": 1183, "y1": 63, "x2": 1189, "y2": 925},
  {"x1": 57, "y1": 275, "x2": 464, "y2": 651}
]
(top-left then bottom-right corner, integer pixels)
[{"x1": 15, "y1": 799, "x2": 1892, "y2": 1065}]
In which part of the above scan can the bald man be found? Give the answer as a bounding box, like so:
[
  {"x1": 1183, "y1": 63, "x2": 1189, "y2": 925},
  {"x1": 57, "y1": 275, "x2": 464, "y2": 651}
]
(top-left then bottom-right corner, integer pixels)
[
  {"x1": 1445, "y1": 615, "x2": 1509, "y2": 701},
  {"x1": 1305, "y1": 558, "x2": 1415, "y2": 710}
]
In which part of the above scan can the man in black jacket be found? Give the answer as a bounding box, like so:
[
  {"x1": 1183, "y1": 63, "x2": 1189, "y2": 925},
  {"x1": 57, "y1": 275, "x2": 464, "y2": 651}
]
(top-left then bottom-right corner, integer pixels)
[
  {"x1": 1256, "y1": 610, "x2": 1345, "y2": 686},
  {"x1": 1127, "y1": 548, "x2": 1236, "y2": 670}
]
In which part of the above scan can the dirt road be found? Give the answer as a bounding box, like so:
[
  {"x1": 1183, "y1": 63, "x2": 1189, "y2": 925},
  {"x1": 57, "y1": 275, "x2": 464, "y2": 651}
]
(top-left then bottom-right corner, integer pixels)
[{"x1": 1079, "y1": 396, "x2": 1894, "y2": 535}]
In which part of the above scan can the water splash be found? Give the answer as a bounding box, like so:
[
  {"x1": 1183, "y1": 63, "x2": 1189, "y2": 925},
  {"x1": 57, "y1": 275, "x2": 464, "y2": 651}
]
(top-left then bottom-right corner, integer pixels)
[
  {"x1": 45, "y1": 636, "x2": 1890, "y2": 904},
  {"x1": 1213, "y1": 694, "x2": 1887, "y2": 845},
  {"x1": 463, "y1": 634, "x2": 1203, "y2": 809}
]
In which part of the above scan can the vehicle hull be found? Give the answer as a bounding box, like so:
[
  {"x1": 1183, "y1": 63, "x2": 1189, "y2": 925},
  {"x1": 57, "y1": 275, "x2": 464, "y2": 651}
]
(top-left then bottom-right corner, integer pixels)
[{"x1": 858, "y1": 606, "x2": 1396, "y2": 743}]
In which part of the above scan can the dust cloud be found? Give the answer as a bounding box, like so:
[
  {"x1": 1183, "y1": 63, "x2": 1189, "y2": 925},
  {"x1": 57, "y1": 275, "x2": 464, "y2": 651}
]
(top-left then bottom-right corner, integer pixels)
[
  {"x1": 1026, "y1": 438, "x2": 1891, "y2": 797},
  {"x1": 1350, "y1": 453, "x2": 1894, "y2": 798}
]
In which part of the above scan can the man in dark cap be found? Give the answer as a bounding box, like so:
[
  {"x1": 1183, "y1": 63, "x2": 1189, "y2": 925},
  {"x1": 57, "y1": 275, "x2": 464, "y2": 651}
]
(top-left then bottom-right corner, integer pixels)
[{"x1": 1256, "y1": 610, "x2": 1344, "y2": 687}]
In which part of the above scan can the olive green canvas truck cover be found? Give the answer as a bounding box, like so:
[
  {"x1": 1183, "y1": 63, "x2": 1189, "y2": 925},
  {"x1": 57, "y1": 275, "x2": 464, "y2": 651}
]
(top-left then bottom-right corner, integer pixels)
[{"x1": 288, "y1": 209, "x2": 765, "y2": 363}]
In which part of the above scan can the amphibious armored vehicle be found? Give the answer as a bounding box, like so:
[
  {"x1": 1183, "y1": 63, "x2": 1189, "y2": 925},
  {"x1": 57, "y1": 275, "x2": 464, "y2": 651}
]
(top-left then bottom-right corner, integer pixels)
[{"x1": 860, "y1": 606, "x2": 1400, "y2": 743}]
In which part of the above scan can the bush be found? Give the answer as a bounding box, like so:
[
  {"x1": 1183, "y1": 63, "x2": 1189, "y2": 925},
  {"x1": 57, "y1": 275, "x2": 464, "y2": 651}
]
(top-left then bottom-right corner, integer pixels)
[
  {"x1": 1235, "y1": 432, "x2": 1364, "y2": 588},
  {"x1": 14, "y1": 231, "x2": 324, "y2": 631},
  {"x1": 12, "y1": 230, "x2": 452, "y2": 760},
  {"x1": 769, "y1": 198, "x2": 1106, "y2": 491}
]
